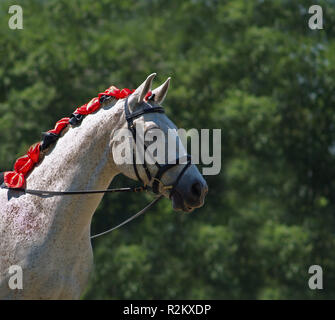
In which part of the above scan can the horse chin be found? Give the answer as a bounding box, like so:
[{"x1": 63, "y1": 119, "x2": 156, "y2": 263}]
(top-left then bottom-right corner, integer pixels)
[{"x1": 171, "y1": 191, "x2": 195, "y2": 213}]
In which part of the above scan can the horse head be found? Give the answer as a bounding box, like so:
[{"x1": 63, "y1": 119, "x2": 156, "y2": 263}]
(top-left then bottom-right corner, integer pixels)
[{"x1": 110, "y1": 74, "x2": 208, "y2": 212}]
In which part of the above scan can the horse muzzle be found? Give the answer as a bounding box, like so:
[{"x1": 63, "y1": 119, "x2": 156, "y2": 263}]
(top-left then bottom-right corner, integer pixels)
[{"x1": 170, "y1": 174, "x2": 208, "y2": 212}]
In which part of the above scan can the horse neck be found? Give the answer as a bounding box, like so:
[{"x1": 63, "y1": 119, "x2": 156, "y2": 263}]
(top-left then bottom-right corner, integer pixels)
[{"x1": 25, "y1": 100, "x2": 123, "y2": 240}]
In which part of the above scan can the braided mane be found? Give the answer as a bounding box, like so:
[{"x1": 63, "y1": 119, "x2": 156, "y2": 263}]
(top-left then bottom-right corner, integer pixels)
[{"x1": 2, "y1": 86, "x2": 137, "y2": 189}]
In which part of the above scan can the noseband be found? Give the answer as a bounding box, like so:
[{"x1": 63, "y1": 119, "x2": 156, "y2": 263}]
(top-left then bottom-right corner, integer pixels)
[{"x1": 2, "y1": 97, "x2": 192, "y2": 239}]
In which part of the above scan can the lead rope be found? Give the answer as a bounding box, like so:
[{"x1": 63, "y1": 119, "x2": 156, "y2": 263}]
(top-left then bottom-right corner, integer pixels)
[{"x1": 90, "y1": 195, "x2": 163, "y2": 239}]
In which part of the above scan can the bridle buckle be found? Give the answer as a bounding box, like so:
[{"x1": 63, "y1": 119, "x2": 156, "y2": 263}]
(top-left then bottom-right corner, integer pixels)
[{"x1": 151, "y1": 177, "x2": 173, "y2": 193}]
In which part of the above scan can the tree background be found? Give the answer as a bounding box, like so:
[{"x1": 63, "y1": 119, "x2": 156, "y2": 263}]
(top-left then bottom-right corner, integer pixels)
[{"x1": 1, "y1": 0, "x2": 335, "y2": 299}]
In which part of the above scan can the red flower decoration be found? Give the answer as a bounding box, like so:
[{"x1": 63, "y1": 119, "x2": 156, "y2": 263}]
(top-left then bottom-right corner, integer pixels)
[
  {"x1": 4, "y1": 171, "x2": 25, "y2": 189},
  {"x1": 48, "y1": 117, "x2": 70, "y2": 135}
]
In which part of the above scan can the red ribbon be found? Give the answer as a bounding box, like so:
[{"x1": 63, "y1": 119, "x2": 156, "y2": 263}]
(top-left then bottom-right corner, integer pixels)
[
  {"x1": 98, "y1": 86, "x2": 134, "y2": 101},
  {"x1": 4, "y1": 143, "x2": 41, "y2": 188},
  {"x1": 14, "y1": 143, "x2": 41, "y2": 175},
  {"x1": 4, "y1": 172, "x2": 25, "y2": 189},
  {"x1": 3, "y1": 86, "x2": 135, "y2": 189},
  {"x1": 74, "y1": 97, "x2": 100, "y2": 115},
  {"x1": 48, "y1": 117, "x2": 70, "y2": 135}
]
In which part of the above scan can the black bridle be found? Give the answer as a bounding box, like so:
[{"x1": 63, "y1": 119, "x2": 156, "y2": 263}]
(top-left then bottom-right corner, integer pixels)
[
  {"x1": 2, "y1": 97, "x2": 192, "y2": 239},
  {"x1": 124, "y1": 96, "x2": 192, "y2": 197}
]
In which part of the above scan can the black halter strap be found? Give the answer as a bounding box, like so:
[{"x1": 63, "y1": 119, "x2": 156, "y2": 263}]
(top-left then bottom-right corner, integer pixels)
[{"x1": 124, "y1": 97, "x2": 192, "y2": 196}]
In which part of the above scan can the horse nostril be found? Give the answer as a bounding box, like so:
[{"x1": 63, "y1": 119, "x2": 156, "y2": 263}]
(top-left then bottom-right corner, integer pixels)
[{"x1": 191, "y1": 182, "x2": 202, "y2": 199}]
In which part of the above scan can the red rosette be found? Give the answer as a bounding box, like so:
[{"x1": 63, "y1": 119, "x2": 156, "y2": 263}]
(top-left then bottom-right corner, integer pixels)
[
  {"x1": 117, "y1": 88, "x2": 134, "y2": 99},
  {"x1": 4, "y1": 171, "x2": 25, "y2": 189},
  {"x1": 75, "y1": 97, "x2": 100, "y2": 115},
  {"x1": 27, "y1": 143, "x2": 41, "y2": 164},
  {"x1": 13, "y1": 143, "x2": 41, "y2": 175},
  {"x1": 98, "y1": 86, "x2": 118, "y2": 100},
  {"x1": 14, "y1": 155, "x2": 34, "y2": 175},
  {"x1": 98, "y1": 86, "x2": 134, "y2": 100},
  {"x1": 48, "y1": 117, "x2": 70, "y2": 135}
]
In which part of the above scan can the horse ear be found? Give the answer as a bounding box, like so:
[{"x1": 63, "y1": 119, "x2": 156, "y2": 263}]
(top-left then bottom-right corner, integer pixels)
[
  {"x1": 133, "y1": 73, "x2": 156, "y2": 103},
  {"x1": 152, "y1": 77, "x2": 171, "y2": 104}
]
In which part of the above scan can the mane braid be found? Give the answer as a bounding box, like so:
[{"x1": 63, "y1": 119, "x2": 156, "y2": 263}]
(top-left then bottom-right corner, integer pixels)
[{"x1": 1, "y1": 85, "x2": 136, "y2": 189}]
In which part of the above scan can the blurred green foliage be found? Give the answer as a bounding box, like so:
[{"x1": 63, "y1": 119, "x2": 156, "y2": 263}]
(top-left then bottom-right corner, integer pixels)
[{"x1": 1, "y1": 0, "x2": 335, "y2": 299}]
